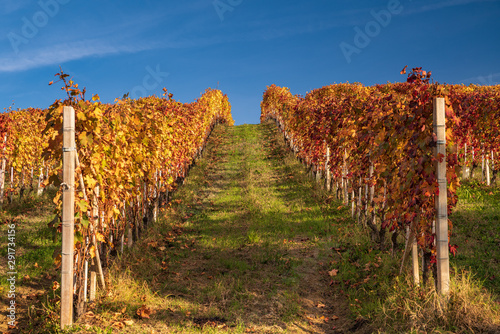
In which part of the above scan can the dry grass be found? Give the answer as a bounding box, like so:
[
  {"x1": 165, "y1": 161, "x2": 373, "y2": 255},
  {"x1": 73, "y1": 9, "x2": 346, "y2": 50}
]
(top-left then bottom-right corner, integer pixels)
[{"x1": 380, "y1": 270, "x2": 500, "y2": 333}]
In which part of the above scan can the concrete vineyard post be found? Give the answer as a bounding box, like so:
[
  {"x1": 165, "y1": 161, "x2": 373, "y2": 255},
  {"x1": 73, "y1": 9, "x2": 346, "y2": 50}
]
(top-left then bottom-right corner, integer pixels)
[
  {"x1": 61, "y1": 106, "x2": 76, "y2": 328},
  {"x1": 433, "y1": 97, "x2": 450, "y2": 295}
]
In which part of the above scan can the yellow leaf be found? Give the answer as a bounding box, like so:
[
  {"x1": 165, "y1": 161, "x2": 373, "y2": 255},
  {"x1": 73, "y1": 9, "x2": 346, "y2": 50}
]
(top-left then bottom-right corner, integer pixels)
[
  {"x1": 95, "y1": 232, "x2": 105, "y2": 242},
  {"x1": 53, "y1": 254, "x2": 62, "y2": 268},
  {"x1": 113, "y1": 207, "x2": 121, "y2": 216},
  {"x1": 84, "y1": 175, "x2": 97, "y2": 189},
  {"x1": 76, "y1": 111, "x2": 87, "y2": 121},
  {"x1": 89, "y1": 245, "x2": 96, "y2": 258},
  {"x1": 53, "y1": 192, "x2": 61, "y2": 205},
  {"x1": 93, "y1": 107, "x2": 103, "y2": 118}
]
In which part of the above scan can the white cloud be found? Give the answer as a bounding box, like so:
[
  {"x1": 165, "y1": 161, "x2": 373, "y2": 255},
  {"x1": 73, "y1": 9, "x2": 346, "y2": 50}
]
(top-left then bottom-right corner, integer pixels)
[
  {"x1": 0, "y1": 40, "x2": 154, "y2": 73},
  {"x1": 403, "y1": 0, "x2": 500, "y2": 15},
  {"x1": 457, "y1": 72, "x2": 500, "y2": 85}
]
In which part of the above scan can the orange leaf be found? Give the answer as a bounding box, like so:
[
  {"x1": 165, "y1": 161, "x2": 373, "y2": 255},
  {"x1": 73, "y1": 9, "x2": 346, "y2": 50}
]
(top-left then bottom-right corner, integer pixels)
[{"x1": 136, "y1": 305, "x2": 155, "y2": 319}]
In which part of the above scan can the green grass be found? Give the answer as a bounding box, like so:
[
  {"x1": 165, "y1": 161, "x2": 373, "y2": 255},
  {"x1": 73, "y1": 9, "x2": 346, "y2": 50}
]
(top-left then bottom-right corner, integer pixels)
[
  {"x1": 319, "y1": 170, "x2": 500, "y2": 333},
  {"x1": 450, "y1": 179, "x2": 500, "y2": 296},
  {"x1": 0, "y1": 186, "x2": 61, "y2": 333}
]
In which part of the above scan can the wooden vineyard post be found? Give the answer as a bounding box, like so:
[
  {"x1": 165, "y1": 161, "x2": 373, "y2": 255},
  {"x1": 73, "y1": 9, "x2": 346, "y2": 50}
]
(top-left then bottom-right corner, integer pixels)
[
  {"x1": 10, "y1": 166, "x2": 13, "y2": 203},
  {"x1": 357, "y1": 178, "x2": 362, "y2": 224},
  {"x1": 351, "y1": 189, "x2": 355, "y2": 218},
  {"x1": 481, "y1": 148, "x2": 485, "y2": 182},
  {"x1": 400, "y1": 216, "x2": 420, "y2": 286},
  {"x1": 343, "y1": 149, "x2": 348, "y2": 205},
  {"x1": 89, "y1": 271, "x2": 97, "y2": 301},
  {"x1": 486, "y1": 153, "x2": 491, "y2": 186},
  {"x1": 84, "y1": 259, "x2": 88, "y2": 301},
  {"x1": 0, "y1": 135, "x2": 7, "y2": 206},
  {"x1": 411, "y1": 227, "x2": 420, "y2": 286},
  {"x1": 325, "y1": 144, "x2": 331, "y2": 191},
  {"x1": 61, "y1": 106, "x2": 76, "y2": 328},
  {"x1": 433, "y1": 97, "x2": 449, "y2": 295},
  {"x1": 37, "y1": 165, "x2": 44, "y2": 196},
  {"x1": 0, "y1": 160, "x2": 5, "y2": 205},
  {"x1": 492, "y1": 151, "x2": 495, "y2": 175},
  {"x1": 462, "y1": 143, "x2": 469, "y2": 179}
]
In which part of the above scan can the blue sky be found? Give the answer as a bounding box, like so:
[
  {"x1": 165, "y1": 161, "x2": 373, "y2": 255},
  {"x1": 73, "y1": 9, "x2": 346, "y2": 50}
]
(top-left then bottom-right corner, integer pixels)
[{"x1": 1, "y1": 0, "x2": 499, "y2": 125}]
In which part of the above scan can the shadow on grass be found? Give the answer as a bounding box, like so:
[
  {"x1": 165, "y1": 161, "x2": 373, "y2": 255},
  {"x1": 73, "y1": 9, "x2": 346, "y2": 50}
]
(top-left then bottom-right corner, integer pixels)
[{"x1": 85, "y1": 123, "x2": 366, "y2": 333}]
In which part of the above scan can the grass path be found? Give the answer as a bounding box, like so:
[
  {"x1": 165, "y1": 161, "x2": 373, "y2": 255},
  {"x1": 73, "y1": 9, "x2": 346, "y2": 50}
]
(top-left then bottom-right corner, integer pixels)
[
  {"x1": 85, "y1": 122, "x2": 371, "y2": 333},
  {"x1": 3, "y1": 121, "x2": 497, "y2": 333}
]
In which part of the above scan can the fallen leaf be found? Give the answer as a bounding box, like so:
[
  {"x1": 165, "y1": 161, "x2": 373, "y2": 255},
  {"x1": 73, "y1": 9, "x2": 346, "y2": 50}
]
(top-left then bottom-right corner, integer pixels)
[
  {"x1": 317, "y1": 303, "x2": 326, "y2": 308},
  {"x1": 136, "y1": 305, "x2": 155, "y2": 319},
  {"x1": 328, "y1": 269, "x2": 339, "y2": 277},
  {"x1": 124, "y1": 319, "x2": 134, "y2": 326},
  {"x1": 331, "y1": 315, "x2": 339, "y2": 320},
  {"x1": 84, "y1": 311, "x2": 95, "y2": 318},
  {"x1": 111, "y1": 322, "x2": 125, "y2": 329}
]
